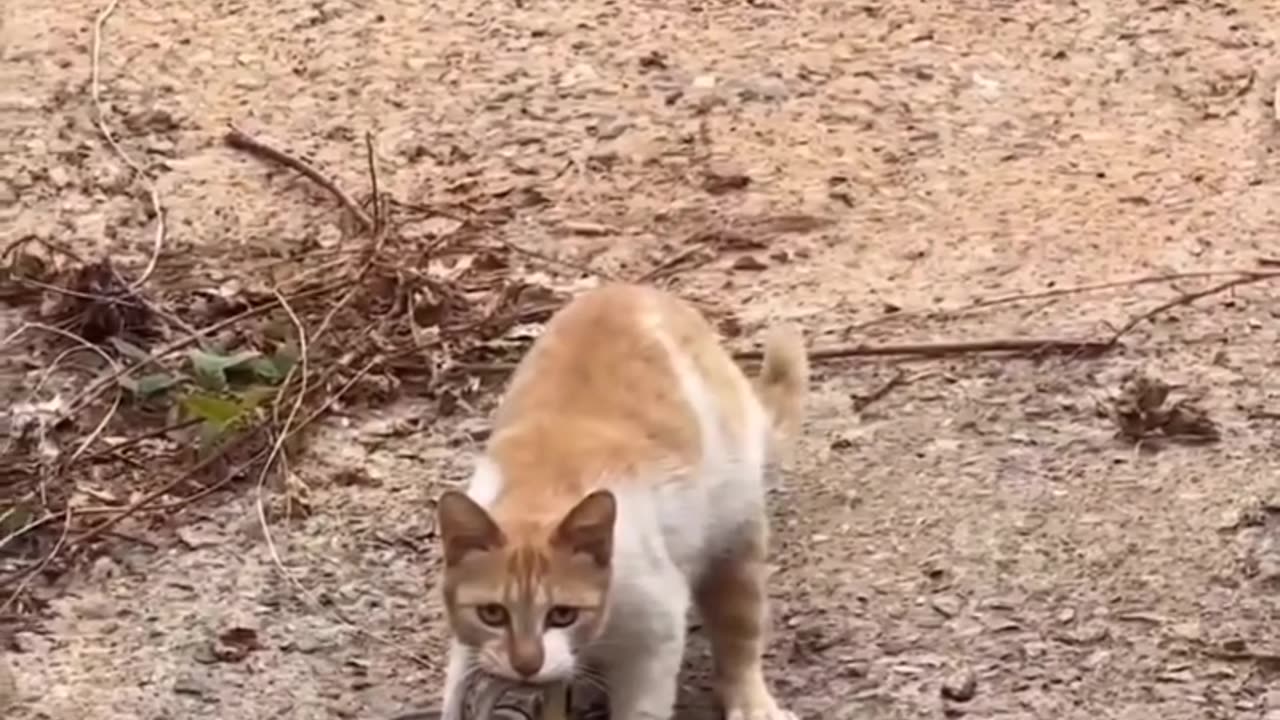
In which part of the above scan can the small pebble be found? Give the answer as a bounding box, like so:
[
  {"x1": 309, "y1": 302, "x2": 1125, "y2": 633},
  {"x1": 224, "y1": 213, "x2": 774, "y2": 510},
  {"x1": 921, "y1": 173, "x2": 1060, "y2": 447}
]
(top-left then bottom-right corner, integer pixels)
[
  {"x1": 941, "y1": 667, "x2": 978, "y2": 702},
  {"x1": 930, "y1": 595, "x2": 962, "y2": 618}
]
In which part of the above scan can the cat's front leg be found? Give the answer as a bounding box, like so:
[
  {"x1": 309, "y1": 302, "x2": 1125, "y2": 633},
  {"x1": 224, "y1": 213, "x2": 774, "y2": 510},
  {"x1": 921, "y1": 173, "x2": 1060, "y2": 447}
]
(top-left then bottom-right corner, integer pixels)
[
  {"x1": 440, "y1": 640, "x2": 472, "y2": 720},
  {"x1": 602, "y1": 628, "x2": 685, "y2": 720},
  {"x1": 597, "y1": 584, "x2": 689, "y2": 720}
]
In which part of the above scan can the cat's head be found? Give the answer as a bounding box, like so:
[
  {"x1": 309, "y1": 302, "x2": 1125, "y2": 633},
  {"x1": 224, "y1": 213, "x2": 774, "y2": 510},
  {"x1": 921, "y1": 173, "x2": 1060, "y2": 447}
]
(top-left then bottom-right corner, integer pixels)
[{"x1": 436, "y1": 489, "x2": 616, "y2": 684}]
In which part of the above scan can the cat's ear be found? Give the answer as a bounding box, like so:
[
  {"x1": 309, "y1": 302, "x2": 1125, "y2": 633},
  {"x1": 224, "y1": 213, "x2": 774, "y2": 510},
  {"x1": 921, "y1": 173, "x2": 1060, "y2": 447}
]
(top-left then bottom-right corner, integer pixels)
[
  {"x1": 437, "y1": 491, "x2": 505, "y2": 566},
  {"x1": 551, "y1": 490, "x2": 616, "y2": 567}
]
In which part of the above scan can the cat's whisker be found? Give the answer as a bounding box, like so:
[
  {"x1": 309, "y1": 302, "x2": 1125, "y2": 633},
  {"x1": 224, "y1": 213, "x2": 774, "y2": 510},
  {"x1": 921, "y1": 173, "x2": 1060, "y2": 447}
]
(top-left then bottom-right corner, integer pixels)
[{"x1": 573, "y1": 668, "x2": 611, "y2": 697}]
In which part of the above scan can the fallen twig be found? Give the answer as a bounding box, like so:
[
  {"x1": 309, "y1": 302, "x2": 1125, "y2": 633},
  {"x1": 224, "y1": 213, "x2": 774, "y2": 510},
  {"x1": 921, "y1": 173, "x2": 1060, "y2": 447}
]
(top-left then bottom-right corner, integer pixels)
[
  {"x1": 448, "y1": 336, "x2": 1112, "y2": 379},
  {"x1": 90, "y1": 0, "x2": 166, "y2": 289},
  {"x1": 737, "y1": 336, "x2": 1113, "y2": 362},
  {"x1": 847, "y1": 268, "x2": 1280, "y2": 333},
  {"x1": 3, "y1": 322, "x2": 126, "y2": 491},
  {"x1": 77, "y1": 418, "x2": 200, "y2": 464},
  {"x1": 0, "y1": 508, "x2": 71, "y2": 614},
  {"x1": 365, "y1": 131, "x2": 382, "y2": 235},
  {"x1": 502, "y1": 240, "x2": 615, "y2": 282},
  {"x1": 851, "y1": 369, "x2": 917, "y2": 412},
  {"x1": 224, "y1": 124, "x2": 374, "y2": 233},
  {"x1": 68, "y1": 430, "x2": 262, "y2": 548},
  {"x1": 252, "y1": 294, "x2": 431, "y2": 669},
  {"x1": 1106, "y1": 272, "x2": 1280, "y2": 345},
  {"x1": 636, "y1": 244, "x2": 711, "y2": 283}
]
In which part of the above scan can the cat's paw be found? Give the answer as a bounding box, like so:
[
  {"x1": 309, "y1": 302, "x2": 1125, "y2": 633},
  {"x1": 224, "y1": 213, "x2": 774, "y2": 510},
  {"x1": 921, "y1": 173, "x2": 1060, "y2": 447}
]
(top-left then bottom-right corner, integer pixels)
[
  {"x1": 725, "y1": 708, "x2": 797, "y2": 720},
  {"x1": 723, "y1": 695, "x2": 797, "y2": 720}
]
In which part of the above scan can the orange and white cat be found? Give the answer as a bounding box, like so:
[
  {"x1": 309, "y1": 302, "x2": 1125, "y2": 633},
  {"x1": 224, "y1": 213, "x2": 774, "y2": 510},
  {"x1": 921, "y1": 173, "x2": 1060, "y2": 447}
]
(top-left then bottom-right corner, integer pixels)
[{"x1": 436, "y1": 283, "x2": 808, "y2": 720}]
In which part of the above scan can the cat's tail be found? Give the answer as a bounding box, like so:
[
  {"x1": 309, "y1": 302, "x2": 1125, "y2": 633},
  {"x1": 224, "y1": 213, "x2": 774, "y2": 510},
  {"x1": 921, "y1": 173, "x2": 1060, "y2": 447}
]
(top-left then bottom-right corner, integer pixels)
[{"x1": 755, "y1": 323, "x2": 809, "y2": 462}]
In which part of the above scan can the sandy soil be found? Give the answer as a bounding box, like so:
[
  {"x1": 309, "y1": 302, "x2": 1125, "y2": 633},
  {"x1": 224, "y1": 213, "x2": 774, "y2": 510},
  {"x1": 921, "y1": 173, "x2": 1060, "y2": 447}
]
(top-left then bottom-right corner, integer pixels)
[{"x1": 4, "y1": 0, "x2": 1280, "y2": 718}]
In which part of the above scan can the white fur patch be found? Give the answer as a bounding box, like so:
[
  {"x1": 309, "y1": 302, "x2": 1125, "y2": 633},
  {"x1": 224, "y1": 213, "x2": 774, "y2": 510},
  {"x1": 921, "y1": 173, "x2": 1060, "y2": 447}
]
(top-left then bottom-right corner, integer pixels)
[
  {"x1": 535, "y1": 628, "x2": 576, "y2": 682},
  {"x1": 466, "y1": 455, "x2": 504, "y2": 509},
  {"x1": 588, "y1": 304, "x2": 772, "y2": 608},
  {"x1": 577, "y1": 307, "x2": 779, "y2": 717}
]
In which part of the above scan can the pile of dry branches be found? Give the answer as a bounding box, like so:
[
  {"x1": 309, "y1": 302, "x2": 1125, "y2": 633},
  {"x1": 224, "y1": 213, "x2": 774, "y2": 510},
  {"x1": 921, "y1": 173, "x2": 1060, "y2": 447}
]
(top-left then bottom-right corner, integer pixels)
[{"x1": 0, "y1": 127, "x2": 576, "y2": 616}]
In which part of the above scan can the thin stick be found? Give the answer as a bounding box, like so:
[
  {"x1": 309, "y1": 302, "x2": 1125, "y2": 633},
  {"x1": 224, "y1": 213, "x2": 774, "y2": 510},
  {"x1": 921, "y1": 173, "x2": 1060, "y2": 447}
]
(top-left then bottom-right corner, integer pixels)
[
  {"x1": 253, "y1": 294, "x2": 432, "y2": 669},
  {"x1": 90, "y1": 0, "x2": 165, "y2": 289},
  {"x1": 77, "y1": 418, "x2": 200, "y2": 463},
  {"x1": 735, "y1": 336, "x2": 1113, "y2": 362},
  {"x1": 364, "y1": 131, "x2": 381, "y2": 235},
  {"x1": 0, "y1": 508, "x2": 71, "y2": 611},
  {"x1": 224, "y1": 125, "x2": 374, "y2": 233},
  {"x1": 636, "y1": 244, "x2": 710, "y2": 283},
  {"x1": 1106, "y1": 273, "x2": 1280, "y2": 345},
  {"x1": 851, "y1": 369, "x2": 911, "y2": 412},
  {"x1": 255, "y1": 288, "x2": 310, "y2": 596},
  {"x1": 846, "y1": 268, "x2": 1280, "y2": 333},
  {"x1": 502, "y1": 240, "x2": 616, "y2": 281},
  {"x1": 72, "y1": 430, "x2": 260, "y2": 545},
  {"x1": 0, "y1": 236, "x2": 87, "y2": 266},
  {"x1": 0, "y1": 508, "x2": 58, "y2": 556},
  {"x1": 4, "y1": 322, "x2": 125, "y2": 466}
]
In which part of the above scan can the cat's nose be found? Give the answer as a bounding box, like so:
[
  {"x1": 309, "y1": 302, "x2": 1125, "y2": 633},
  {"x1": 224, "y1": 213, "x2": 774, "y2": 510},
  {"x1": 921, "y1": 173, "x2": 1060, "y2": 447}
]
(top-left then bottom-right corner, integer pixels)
[
  {"x1": 512, "y1": 656, "x2": 542, "y2": 678},
  {"x1": 509, "y1": 636, "x2": 545, "y2": 678},
  {"x1": 511, "y1": 653, "x2": 543, "y2": 678}
]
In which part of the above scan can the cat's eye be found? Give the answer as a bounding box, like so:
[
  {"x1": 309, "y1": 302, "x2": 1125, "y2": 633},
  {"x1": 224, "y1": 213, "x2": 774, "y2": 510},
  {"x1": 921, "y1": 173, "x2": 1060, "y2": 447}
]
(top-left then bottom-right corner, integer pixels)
[
  {"x1": 545, "y1": 606, "x2": 579, "y2": 628},
  {"x1": 476, "y1": 604, "x2": 509, "y2": 627}
]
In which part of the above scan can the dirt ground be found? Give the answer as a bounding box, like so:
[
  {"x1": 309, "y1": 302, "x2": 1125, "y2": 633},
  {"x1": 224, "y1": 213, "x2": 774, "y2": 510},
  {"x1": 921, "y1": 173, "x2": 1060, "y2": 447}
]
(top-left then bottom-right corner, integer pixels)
[{"x1": 4, "y1": 0, "x2": 1280, "y2": 718}]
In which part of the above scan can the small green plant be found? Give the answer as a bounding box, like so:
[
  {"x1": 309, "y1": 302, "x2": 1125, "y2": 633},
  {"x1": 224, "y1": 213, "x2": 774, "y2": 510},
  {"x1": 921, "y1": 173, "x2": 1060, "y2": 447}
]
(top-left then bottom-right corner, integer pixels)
[{"x1": 115, "y1": 341, "x2": 299, "y2": 454}]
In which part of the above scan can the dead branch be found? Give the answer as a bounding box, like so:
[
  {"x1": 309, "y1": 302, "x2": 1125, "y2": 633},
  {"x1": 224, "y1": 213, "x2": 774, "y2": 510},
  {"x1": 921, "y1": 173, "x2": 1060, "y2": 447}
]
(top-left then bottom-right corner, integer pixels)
[
  {"x1": 636, "y1": 245, "x2": 711, "y2": 283},
  {"x1": 69, "y1": 430, "x2": 263, "y2": 548},
  {"x1": 851, "y1": 369, "x2": 914, "y2": 412},
  {"x1": 90, "y1": 0, "x2": 166, "y2": 289},
  {"x1": 224, "y1": 125, "x2": 375, "y2": 233},
  {"x1": 735, "y1": 336, "x2": 1113, "y2": 362},
  {"x1": 0, "y1": 508, "x2": 71, "y2": 613},
  {"x1": 847, "y1": 268, "x2": 1280, "y2": 333},
  {"x1": 1107, "y1": 272, "x2": 1280, "y2": 345},
  {"x1": 364, "y1": 131, "x2": 382, "y2": 235}
]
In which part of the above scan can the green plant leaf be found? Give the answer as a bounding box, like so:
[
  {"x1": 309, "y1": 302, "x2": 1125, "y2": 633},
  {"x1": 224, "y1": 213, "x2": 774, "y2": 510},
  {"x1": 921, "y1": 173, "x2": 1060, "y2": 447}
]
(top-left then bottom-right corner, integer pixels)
[
  {"x1": 234, "y1": 385, "x2": 277, "y2": 411},
  {"x1": 121, "y1": 372, "x2": 181, "y2": 399},
  {"x1": 190, "y1": 365, "x2": 226, "y2": 392},
  {"x1": 272, "y1": 342, "x2": 299, "y2": 376},
  {"x1": 181, "y1": 393, "x2": 246, "y2": 430},
  {"x1": 188, "y1": 349, "x2": 260, "y2": 392},
  {"x1": 189, "y1": 349, "x2": 260, "y2": 374},
  {"x1": 196, "y1": 420, "x2": 227, "y2": 456},
  {"x1": 245, "y1": 357, "x2": 284, "y2": 384}
]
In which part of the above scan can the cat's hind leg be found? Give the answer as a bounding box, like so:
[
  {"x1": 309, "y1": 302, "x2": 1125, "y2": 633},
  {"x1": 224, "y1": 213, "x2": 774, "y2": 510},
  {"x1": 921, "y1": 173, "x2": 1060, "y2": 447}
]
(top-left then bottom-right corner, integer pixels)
[{"x1": 694, "y1": 520, "x2": 796, "y2": 720}]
